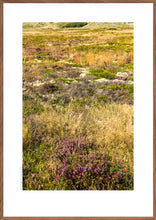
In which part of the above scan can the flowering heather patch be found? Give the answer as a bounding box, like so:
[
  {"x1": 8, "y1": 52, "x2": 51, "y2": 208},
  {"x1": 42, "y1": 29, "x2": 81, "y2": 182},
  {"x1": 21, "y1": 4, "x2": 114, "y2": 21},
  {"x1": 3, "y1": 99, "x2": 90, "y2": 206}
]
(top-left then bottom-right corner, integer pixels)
[{"x1": 50, "y1": 137, "x2": 133, "y2": 190}]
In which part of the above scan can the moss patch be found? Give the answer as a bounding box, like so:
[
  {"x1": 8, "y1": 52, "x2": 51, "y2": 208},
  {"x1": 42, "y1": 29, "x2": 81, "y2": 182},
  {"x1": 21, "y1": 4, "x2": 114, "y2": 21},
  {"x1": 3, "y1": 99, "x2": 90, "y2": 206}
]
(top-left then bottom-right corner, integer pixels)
[{"x1": 89, "y1": 68, "x2": 115, "y2": 79}]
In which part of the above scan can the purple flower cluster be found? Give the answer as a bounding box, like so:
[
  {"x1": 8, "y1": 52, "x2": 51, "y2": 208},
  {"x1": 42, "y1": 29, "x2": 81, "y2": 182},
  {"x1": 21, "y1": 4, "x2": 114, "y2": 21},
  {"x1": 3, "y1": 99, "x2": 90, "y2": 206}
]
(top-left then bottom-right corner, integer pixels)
[{"x1": 51, "y1": 137, "x2": 133, "y2": 190}]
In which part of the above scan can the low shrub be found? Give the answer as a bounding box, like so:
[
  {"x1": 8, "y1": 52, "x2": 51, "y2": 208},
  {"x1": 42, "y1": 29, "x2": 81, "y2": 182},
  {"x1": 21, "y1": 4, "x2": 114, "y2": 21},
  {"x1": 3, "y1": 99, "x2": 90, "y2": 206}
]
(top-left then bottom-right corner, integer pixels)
[
  {"x1": 59, "y1": 22, "x2": 88, "y2": 28},
  {"x1": 50, "y1": 137, "x2": 133, "y2": 190},
  {"x1": 40, "y1": 83, "x2": 59, "y2": 93}
]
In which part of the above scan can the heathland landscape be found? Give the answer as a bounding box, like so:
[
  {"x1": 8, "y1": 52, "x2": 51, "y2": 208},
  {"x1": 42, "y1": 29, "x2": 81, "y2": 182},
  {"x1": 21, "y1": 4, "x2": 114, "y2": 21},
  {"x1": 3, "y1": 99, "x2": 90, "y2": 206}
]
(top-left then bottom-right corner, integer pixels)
[{"x1": 23, "y1": 22, "x2": 134, "y2": 190}]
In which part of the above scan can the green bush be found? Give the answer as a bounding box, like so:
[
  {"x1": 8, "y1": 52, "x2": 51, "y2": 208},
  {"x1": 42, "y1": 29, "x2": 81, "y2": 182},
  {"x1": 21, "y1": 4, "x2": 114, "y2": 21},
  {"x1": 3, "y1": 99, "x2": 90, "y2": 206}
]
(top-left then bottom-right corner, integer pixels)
[{"x1": 59, "y1": 22, "x2": 88, "y2": 28}]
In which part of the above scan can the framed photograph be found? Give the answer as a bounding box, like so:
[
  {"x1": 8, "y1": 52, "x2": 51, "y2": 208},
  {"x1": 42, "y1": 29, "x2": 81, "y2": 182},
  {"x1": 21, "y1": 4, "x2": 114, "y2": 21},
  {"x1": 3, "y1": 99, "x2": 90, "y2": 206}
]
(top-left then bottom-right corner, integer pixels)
[{"x1": 0, "y1": 0, "x2": 155, "y2": 219}]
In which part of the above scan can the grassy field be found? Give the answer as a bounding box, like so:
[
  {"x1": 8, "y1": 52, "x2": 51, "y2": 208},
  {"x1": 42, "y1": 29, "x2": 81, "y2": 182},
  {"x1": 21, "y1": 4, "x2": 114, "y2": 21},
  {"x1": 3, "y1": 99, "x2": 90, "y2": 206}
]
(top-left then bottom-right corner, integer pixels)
[{"x1": 23, "y1": 22, "x2": 134, "y2": 190}]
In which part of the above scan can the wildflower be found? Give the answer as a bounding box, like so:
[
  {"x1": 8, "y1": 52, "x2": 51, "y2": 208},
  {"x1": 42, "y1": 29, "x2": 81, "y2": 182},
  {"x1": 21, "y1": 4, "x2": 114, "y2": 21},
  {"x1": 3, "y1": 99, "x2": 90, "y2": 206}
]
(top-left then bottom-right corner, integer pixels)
[{"x1": 31, "y1": 173, "x2": 35, "y2": 178}]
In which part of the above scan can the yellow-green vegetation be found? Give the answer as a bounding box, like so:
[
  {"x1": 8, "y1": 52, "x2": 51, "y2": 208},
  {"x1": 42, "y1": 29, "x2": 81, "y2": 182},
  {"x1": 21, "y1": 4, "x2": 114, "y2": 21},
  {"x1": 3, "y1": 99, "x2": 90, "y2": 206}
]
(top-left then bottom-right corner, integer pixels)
[
  {"x1": 23, "y1": 22, "x2": 134, "y2": 190},
  {"x1": 89, "y1": 68, "x2": 116, "y2": 79}
]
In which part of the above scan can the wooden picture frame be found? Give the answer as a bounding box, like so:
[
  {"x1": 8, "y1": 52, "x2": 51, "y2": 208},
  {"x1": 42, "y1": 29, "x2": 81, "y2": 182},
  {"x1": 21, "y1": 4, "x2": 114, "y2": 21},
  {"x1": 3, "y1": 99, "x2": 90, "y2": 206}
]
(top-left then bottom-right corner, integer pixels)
[{"x1": 0, "y1": 0, "x2": 155, "y2": 219}]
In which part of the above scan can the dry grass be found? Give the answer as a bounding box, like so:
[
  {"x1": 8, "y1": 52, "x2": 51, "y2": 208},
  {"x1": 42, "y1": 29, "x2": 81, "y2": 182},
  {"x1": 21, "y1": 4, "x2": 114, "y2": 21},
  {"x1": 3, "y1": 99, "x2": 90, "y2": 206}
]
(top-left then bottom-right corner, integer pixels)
[
  {"x1": 23, "y1": 103, "x2": 133, "y2": 174},
  {"x1": 73, "y1": 51, "x2": 133, "y2": 67}
]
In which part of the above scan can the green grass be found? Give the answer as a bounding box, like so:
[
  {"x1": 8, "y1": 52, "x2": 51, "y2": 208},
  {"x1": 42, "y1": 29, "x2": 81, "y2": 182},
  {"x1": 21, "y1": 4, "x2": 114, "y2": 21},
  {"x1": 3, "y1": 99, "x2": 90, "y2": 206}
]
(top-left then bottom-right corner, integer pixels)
[
  {"x1": 111, "y1": 63, "x2": 133, "y2": 73},
  {"x1": 64, "y1": 63, "x2": 82, "y2": 67},
  {"x1": 71, "y1": 97, "x2": 92, "y2": 107},
  {"x1": 23, "y1": 98, "x2": 44, "y2": 117},
  {"x1": 56, "y1": 78, "x2": 75, "y2": 84},
  {"x1": 89, "y1": 68, "x2": 116, "y2": 79},
  {"x1": 99, "y1": 84, "x2": 122, "y2": 91},
  {"x1": 23, "y1": 22, "x2": 54, "y2": 29},
  {"x1": 97, "y1": 95, "x2": 108, "y2": 102},
  {"x1": 128, "y1": 76, "x2": 134, "y2": 81},
  {"x1": 99, "y1": 83, "x2": 134, "y2": 98},
  {"x1": 99, "y1": 83, "x2": 133, "y2": 91}
]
